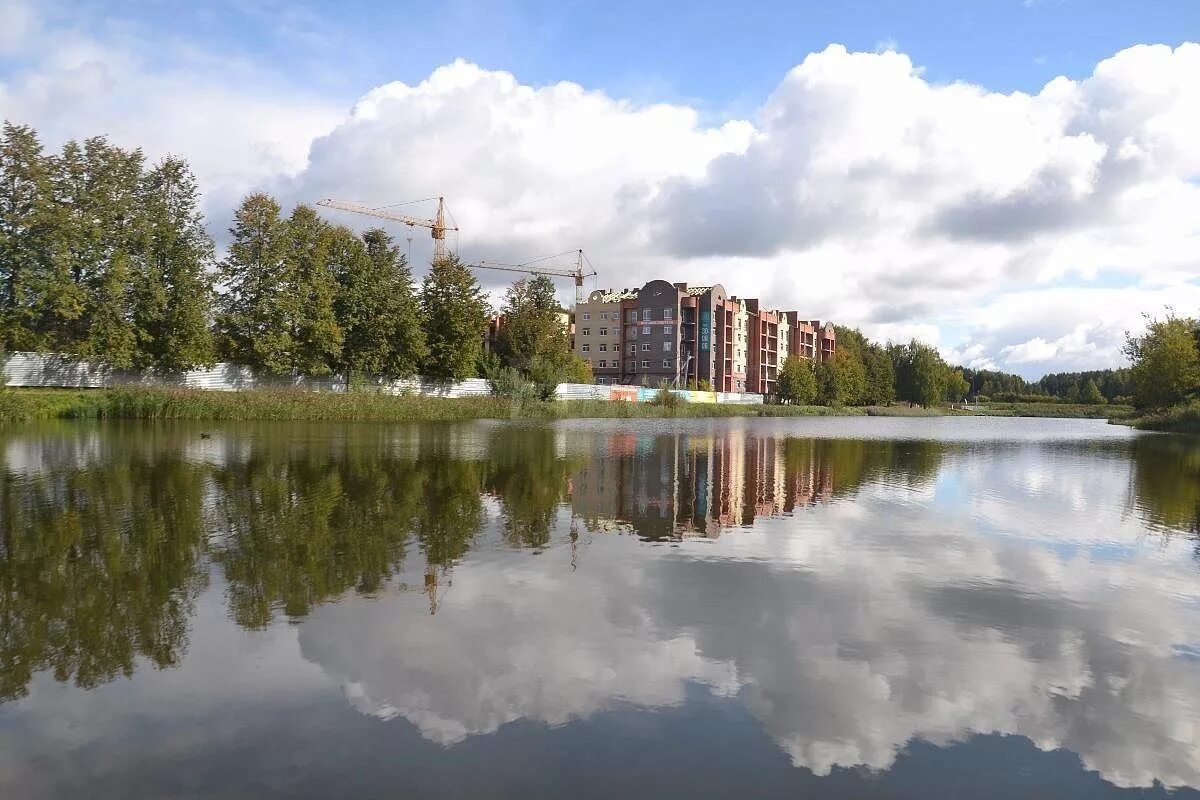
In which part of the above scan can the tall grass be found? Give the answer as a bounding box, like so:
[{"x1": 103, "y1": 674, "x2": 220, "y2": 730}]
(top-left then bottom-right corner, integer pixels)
[
  {"x1": 974, "y1": 402, "x2": 1132, "y2": 419},
  {"x1": 12, "y1": 388, "x2": 1148, "y2": 425},
  {"x1": 1124, "y1": 401, "x2": 1200, "y2": 434},
  {"x1": 0, "y1": 387, "x2": 870, "y2": 423}
]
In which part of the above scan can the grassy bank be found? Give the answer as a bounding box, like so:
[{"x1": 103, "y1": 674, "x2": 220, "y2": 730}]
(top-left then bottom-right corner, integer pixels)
[
  {"x1": 0, "y1": 387, "x2": 868, "y2": 423},
  {"x1": 0, "y1": 388, "x2": 1151, "y2": 425},
  {"x1": 1121, "y1": 401, "x2": 1200, "y2": 435},
  {"x1": 0, "y1": 388, "x2": 515, "y2": 422},
  {"x1": 973, "y1": 401, "x2": 1133, "y2": 419}
]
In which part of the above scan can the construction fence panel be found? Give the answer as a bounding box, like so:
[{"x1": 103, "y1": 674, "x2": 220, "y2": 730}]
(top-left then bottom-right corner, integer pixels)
[
  {"x1": 715, "y1": 391, "x2": 764, "y2": 405},
  {"x1": 610, "y1": 386, "x2": 639, "y2": 402},
  {"x1": 554, "y1": 383, "x2": 613, "y2": 401},
  {"x1": 2, "y1": 352, "x2": 488, "y2": 397},
  {"x1": 3, "y1": 353, "x2": 765, "y2": 405}
]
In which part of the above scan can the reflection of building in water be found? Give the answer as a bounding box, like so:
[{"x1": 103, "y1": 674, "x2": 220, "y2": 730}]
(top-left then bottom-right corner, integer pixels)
[{"x1": 570, "y1": 431, "x2": 836, "y2": 538}]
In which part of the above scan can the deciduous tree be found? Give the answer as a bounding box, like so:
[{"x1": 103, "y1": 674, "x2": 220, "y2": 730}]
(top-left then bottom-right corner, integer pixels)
[
  {"x1": 419, "y1": 255, "x2": 489, "y2": 381},
  {"x1": 131, "y1": 157, "x2": 215, "y2": 371},
  {"x1": 216, "y1": 193, "x2": 291, "y2": 372},
  {"x1": 1124, "y1": 314, "x2": 1200, "y2": 409},
  {"x1": 778, "y1": 355, "x2": 818, "y2": 404}
]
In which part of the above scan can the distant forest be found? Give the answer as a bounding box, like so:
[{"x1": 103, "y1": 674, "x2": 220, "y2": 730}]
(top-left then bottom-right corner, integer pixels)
[{"x1": 961, "y1": 368, "x2": 1133, "y2": 404}]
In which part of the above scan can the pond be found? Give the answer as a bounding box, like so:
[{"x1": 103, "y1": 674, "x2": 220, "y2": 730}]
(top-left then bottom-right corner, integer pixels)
[{"x1": 1, "y1": 416, "x2": 1198, "y2": 799}]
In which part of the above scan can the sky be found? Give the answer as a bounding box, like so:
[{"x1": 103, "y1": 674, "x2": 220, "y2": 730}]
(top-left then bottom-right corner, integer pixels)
[{"x1": 1, "y1": 0, "x2": 1198, "y2": 377}]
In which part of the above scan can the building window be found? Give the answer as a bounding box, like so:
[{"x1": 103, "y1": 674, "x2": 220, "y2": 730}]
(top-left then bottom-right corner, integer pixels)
[
  {"x1": 663, "y1": 359, "x2": 672, "y2": 368},
  {"x1": 598, "y1": 360, "x2": 606, "y2": 368},
  {"x1": 599, "y1": 312, "x2": 608, "y2": 320},
  {"x1": 663, "y1": 341, "x2": 672, "y2": 352},
  {"x1": 628, "y1": 310, "x2": 637, "y2": 322},
  {"x1": 599, "y1": 327, "x2": 608, "y2": 336},
  {"x1": 582, "y1": 313, "x2": 590, "y2": 320},
  {"x1": 664, "y1": 325, "x2": 673, "y2": 334},
  {"x1": 582, "y1": 344, "x2": 589, "y2": 352},
  {"x1": 629, "y1": 344, "x2": 636, "y2": 354},
  {"x1": 641, "y1": 360, "x2": 649, "y2": 368},
  {"x1": 642, "y1": 309, "x2": 650, "y2": 321},
  {"x1": 641, "y1": 343, "x2": 650, "y2": 352},
  {"x1": 599, "y1": 344, "x2": 607, "y2": 352},
  {"x1": 642, "y1": 326, "x2": 650, "y2": 335},
  {"x1": 664, "y1": 308, "x2": 673, "y2": 320},
  {"x1": 581, "y1": 328, "x2": 590, "y2": 336},
  {"x1": 628, "y1": 361, "x2": 635, "y2": 371}
]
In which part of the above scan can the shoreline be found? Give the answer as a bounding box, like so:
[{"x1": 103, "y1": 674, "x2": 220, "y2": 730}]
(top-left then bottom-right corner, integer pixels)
[
  {"x1": 1118, "y1": 401, "x2": 1200, "y2": 436},
  {"x1": 0, "y1": 387, "x2": 1137, "y2": 425}
]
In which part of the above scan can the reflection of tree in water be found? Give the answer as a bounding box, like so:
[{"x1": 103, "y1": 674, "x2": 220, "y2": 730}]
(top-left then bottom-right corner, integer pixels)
[
  {"x1": 1129, "y1": 436, "x2": 1200, "y2": 538},
  {"x1": 0, "y1": 447, "x2": 207, "y2": 701},
  {"x1": 0, "y1": 424, "x2": 949, "y2": 700},
  {"x1": 804, "y1": 438, "x2": 947, "y2": 496},
  {"x1": 483, "y1": 427, "x2": 581, "y2": 549},
  {"x1": 209, "y1": 443, "x2": 425, "y2": 629}
]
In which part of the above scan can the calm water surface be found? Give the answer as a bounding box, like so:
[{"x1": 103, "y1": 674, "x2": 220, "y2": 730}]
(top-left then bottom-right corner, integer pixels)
[{"x1": 1, "y1": 416, "x2": 1199, "y2": 799}]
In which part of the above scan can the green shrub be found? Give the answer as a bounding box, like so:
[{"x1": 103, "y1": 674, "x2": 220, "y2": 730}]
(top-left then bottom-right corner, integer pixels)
[
  {"x1": 486, "y1": 364, "x2": 540, "y2": 404},
  {"x1": 651, "y1": 381, "x2": 683, "y2": 409}
]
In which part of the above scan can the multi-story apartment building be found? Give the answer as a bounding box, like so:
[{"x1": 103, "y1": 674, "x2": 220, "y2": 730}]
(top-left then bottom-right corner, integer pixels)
[
  {"x1": 781, "y1": 314, "x2": 837, "y2": 364},
  {"x1": 818, "y1": 321, "x2": 836, "y2": 360},
  {"x1": 621, "y1": 280, "x2": 685, "y2": 387},
  {"x1": 707, "y1": 294, "x2": 751, "y2": 392},
  {"x1": 573, "y1": 288, "x2": 635, "y2": 384},
  {"x1": 744, "y1": 300, "x2": 783, "y2": 395},
  {"x1": 574, "y1": 279, "x2": 836, "y2": 394},
  {"x1": 783, "y1": 313, "x2": 816, "y2": 361}
]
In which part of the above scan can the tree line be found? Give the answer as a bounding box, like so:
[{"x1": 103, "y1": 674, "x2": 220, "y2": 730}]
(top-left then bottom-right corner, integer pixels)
[
  {"x1": 0, "y1": 122, "x2": 494, "y2": 381},
  {"x1": 959, "y1": 367, "x2": 1132, "y2": 404},
  {"x1": 777, "y1": 326, "x2": 969, "y2": 408},
  {"x1": 775, "y1": 323, "x2": 1147, "y2": 408}
]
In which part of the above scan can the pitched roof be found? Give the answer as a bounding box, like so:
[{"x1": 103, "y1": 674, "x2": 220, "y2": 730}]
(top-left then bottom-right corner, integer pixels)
[{"x1": 593, "y1": 287, "x2": 639, "y2": 303}]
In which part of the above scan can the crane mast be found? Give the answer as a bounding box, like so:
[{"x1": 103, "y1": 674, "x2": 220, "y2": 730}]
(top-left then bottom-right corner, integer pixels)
[{"x1": 316, "y1": 197, "x2": 457, "y2": 264}]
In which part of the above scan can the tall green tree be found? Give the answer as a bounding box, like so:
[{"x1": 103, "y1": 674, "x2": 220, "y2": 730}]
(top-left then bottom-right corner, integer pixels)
[
  {"x1": 332, "y1": 227, "x2": 426, "y2": 379},
  {"x1": 496, "y1": 275, "x2": 569, "y2": 371},
  {"x1": 49, "y1": 137, "x2": 144, "y2": 365},
  {"x1": 890, "y1": 340, "x2": 950, "y2": 407},
  {"x1": 862, "y1": 343, "x2": 896, "y2": 405},
  {"x1": 418, "y1": 255, "x2": 489, "y2": 381},
  {"x1": 0, "y1": 122, "x2": 53, "y2": 351},
  {"x1": 816, "y1": 349, "x2": 866, "y2": 406},
  {"x1": 943, "y1": 368, "x2": 970, "y2": 403},
  {"x1": 909, "y1": 343, "x2": 946, "y2": 407},
  {"x1": 216, "y1": 193, "x2": 292, "y2": 372},
  {"x1": 777, "y1": 355, "x2": 818, "y2": 404},
  {"x1": 1081, "y1": 378, "x2": 1106, "y2": 405},
  {"x1": 283, "y1": 204, "x2": 342, "y2": 376},
  {"x1": 131, "y1": 157, "x2": 215, "y2": 370},
  {"x1": 1123, "y1": 314, "x2": 1200, "y2": 410}
]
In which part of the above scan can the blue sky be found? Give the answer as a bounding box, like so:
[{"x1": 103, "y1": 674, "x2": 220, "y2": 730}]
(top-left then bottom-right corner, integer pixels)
[
  {"x1": 2, "y1": 0, "x2": 1200, "y2": 377},
  {"x1": 64, "y1": 0, "x2": 1198, "y2": 108}
]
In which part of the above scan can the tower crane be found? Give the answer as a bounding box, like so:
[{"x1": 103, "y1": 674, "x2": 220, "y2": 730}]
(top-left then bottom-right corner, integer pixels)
[
  {"x1": 316, "y1": 197, "x2": 457, "y2": 264},
  {"x1": 472, "y1": 250, "x2": 598, "y2": 306}
]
